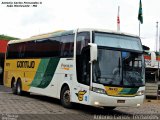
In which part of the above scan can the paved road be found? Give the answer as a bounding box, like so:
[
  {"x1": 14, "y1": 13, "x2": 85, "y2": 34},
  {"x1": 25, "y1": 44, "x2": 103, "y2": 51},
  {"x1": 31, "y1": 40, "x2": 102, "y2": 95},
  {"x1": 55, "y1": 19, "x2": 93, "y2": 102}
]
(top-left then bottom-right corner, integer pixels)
[{"x1": 0, "y1": 85, "x2": 160, "y2": 120}]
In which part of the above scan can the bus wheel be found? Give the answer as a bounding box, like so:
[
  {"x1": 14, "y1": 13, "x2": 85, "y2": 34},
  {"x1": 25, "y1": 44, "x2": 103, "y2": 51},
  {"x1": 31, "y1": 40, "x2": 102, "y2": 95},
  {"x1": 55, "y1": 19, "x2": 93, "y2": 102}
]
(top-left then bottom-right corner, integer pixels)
[
  {"x1": 11, "y1": 80, "x2": 17, "y2": 94},
  {"x1": 103, "y1": 107, "x2": 116, "y2": 111},
  {"x1": 60, "y1": 86, "x2": 72, "y2": 108},
  {"x1": 16, "y1": 80, "x2": 23, "y2": 95}
]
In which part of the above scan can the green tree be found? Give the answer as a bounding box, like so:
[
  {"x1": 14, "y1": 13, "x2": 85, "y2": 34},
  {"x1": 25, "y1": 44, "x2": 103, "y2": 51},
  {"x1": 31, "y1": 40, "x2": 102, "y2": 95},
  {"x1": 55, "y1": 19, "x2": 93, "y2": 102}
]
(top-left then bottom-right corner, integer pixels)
[{"x1": 0, "y1": 34, "x2": 19, "y2": 40}]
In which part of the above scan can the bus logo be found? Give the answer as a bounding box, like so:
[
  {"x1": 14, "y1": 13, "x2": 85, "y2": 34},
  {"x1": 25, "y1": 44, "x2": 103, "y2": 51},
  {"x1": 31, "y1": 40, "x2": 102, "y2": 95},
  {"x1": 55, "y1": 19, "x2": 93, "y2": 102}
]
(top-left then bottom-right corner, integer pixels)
[
  {"x1": 109, "y1": 87, "x2": 118, "y2": 91},
  {"x1": 76, "y1": 90, "x2": 86, "y2": 101},
  {"x1": 61, "y1": 63, "x2": 73, "y2": 70}
]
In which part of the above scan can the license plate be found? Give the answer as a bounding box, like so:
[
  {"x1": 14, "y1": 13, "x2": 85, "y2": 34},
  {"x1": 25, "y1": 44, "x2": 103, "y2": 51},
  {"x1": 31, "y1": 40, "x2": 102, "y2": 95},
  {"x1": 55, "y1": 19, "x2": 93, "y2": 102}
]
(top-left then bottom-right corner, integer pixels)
[{"x1": 117, "y1": 100, "x2": 125, "y2": 103}]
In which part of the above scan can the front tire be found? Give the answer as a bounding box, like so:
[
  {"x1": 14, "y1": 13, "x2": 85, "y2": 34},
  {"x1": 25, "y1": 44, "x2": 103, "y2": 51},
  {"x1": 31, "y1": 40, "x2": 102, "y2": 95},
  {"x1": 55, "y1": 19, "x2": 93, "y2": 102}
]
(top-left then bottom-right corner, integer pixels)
[{"x1": 60, "y1": 86, "x2": 72, "y2": 108}]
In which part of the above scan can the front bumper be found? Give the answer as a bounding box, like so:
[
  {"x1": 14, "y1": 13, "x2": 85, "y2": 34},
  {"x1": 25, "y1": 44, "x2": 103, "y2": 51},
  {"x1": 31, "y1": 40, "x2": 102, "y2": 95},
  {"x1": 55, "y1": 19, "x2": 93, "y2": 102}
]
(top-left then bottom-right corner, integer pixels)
[{"x1": 89, "y1": 91, "x2": 144, "y2": 107}]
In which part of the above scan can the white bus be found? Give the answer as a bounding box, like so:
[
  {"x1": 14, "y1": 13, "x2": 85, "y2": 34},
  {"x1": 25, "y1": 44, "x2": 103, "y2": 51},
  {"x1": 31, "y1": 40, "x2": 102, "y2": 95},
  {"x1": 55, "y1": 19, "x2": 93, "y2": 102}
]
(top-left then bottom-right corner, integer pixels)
[{"x1": 3, "y1": 28, "x2": 145, "y2": 109}]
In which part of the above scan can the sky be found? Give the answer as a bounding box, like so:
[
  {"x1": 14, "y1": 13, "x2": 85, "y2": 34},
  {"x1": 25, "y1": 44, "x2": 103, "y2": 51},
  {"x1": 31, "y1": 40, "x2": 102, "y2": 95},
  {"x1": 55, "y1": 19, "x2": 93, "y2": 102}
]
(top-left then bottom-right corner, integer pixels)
[{"x1": 0, "y1": 0, "x2": 160, "y2": 51}]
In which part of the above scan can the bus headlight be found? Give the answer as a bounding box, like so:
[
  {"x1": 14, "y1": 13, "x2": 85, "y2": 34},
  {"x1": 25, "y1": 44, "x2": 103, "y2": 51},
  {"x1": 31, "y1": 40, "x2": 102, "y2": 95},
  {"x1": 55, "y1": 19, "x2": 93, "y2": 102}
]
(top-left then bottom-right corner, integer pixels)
[
  {"x1": 136, "y1": 90, "x2": 145, "y2": 96},
  {"x1": 92, "y1": 87, "x2": 106, "y2": 94}
]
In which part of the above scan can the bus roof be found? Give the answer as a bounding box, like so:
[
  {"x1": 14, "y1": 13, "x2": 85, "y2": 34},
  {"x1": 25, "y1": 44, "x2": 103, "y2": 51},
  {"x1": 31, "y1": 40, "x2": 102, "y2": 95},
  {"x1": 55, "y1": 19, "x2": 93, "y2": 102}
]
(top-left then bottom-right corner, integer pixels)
[{"x1": 8, "y1": 28, "x2": 140, "y2": 44}]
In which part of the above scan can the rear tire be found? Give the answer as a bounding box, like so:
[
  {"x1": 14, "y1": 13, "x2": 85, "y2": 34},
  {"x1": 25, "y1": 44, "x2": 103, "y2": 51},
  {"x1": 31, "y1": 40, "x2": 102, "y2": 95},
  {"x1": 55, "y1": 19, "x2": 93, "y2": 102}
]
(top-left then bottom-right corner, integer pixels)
[
  {"x1": 60, "y1": 86, "x2": 73, "y2": 108},
  {"x1": 11, "y1": 80, "x2": 17, "y2": 94},
  {"x1": 16, "y1": 80, "x2": 23, "y2": 95}
]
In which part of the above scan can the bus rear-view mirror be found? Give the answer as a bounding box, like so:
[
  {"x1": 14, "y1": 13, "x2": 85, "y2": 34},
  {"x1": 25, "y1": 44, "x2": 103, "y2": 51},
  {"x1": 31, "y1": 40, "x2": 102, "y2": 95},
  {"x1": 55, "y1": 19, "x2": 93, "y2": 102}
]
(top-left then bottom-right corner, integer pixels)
[{"x1": 88, "y1": 43, "x2": 97, "y2": 62}]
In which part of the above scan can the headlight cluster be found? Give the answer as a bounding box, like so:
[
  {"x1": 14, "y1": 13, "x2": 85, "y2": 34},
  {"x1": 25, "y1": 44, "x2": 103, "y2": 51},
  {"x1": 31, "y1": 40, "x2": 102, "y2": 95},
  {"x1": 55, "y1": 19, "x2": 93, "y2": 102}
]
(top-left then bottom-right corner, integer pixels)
[
  {"x1": 92, "y1": 87, "x2": 106, "y2": 94},
  {"x1": 136, "y1": 90, "x2": 145, "y2": 96}
]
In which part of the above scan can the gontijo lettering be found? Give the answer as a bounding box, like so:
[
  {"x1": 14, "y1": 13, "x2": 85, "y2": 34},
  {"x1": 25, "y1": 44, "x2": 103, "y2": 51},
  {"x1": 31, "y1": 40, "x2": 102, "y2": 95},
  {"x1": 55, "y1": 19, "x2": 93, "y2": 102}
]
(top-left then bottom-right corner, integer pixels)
[{"x1": 17, "y1": 61, "x2": 35, "y2": 68}]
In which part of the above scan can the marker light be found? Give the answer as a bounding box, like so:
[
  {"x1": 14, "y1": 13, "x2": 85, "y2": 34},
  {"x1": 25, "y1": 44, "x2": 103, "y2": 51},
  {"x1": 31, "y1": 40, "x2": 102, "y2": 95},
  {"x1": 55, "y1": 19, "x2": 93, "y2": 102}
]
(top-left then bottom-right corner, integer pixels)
[
  {"x1": 94, "y1": 101, "x2": 100, "y2": 105},
  {"x1": 137, "y1": 104, "x2": 141, "y2": 107}
]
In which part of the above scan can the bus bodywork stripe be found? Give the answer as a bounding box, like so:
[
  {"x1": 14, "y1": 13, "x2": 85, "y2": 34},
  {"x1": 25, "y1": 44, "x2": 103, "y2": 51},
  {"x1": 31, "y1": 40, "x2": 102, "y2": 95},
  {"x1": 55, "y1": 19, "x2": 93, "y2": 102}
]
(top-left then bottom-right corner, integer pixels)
[
  {"x1": 30, "y1": 58, "x2": 60, "y2": 88},
  {"x1": 105, "y1": 86, "x2": 139, "y2": 96}
]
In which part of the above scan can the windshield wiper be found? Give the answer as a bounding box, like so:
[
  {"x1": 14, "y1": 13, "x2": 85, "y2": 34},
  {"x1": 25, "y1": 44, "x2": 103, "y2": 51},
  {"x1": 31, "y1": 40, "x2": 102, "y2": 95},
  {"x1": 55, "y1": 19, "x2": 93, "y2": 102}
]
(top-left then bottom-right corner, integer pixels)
[{"x1": 118, "y1": 57, "x2": 121, "y2": 75}]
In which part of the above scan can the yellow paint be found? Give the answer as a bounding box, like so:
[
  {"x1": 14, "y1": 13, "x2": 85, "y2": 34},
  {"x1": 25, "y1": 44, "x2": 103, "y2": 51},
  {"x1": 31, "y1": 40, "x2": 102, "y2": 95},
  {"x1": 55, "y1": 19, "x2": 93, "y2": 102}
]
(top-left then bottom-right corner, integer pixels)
[
  {"x1": 4, "y1": 59, "x2": 41, "y2": 91},
  {"x1": 105, "y1": 86, "x2": 136, "y2": 97},
  {"x1": 105, "y1": 86, "x2": 123, "y2": 96},
  {"x1": 62, "y1": 67, "x2": 73, "y2": 70}
]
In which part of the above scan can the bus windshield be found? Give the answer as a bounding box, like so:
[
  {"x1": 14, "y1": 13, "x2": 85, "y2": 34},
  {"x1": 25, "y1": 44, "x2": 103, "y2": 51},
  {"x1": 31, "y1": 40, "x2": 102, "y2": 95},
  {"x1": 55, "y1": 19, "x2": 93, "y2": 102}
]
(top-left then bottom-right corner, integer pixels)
[
  {"x1": 93, "y1": 32, "x2": 144, "y2": 87},
  {"x1": 94, "y1": 32, "x2": 143, "y2": 51},
  {"x1": 93, "y1": 49, "x2": 145, "y2": 87}
]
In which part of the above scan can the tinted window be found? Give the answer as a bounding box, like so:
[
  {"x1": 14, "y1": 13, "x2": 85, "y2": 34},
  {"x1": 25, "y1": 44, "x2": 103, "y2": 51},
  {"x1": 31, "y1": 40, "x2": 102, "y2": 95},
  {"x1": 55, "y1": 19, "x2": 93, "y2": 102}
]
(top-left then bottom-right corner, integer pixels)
[
  {"x1": 61, "y1": 34, "x2": 74, "y2": 57},
  {"x1": 32, "y1": 37, "x2": 61, "y2": 58},
  {"x1": 76, "y1": 32, "x2": 90, "y2": 55},
  {"x1": 76, "y1": 32, "x2": 90, "y2": 85},
  {"x1": 7, "y1": 36, "x2": 61, "y2": 59},
  {"x1": 25, "y1": 41, "x2": 36, "y2": 58},
  {"x1": 7, "y1": 42, "x2": 25, "y2": 59}
]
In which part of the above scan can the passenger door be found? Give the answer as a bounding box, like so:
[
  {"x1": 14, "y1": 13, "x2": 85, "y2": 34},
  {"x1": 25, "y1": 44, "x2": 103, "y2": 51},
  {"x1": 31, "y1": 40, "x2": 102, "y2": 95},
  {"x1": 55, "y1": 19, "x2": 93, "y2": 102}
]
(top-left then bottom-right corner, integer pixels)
[{"x1": 73, "y1": 32, "x2": 91, "y2": 105}]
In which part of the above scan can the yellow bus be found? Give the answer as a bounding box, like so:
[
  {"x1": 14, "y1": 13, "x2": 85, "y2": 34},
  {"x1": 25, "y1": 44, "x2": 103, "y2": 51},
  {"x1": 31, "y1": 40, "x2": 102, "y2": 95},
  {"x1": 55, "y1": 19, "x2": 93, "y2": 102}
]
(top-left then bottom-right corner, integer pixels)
[{"x1": 3, "y1": 28, "x2": 145, "y2": 109}]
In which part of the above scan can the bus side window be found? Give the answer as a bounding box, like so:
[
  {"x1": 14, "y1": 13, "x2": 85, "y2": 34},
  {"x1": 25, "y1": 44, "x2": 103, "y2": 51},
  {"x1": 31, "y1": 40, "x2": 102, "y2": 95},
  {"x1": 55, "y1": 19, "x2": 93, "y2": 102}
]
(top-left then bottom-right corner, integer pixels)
[
  {"x1": 6, "y1": 45, "x2": 12, "y2": 59},
  {"x1": 18, "y1": 42, "x2": 26, "y2": 58},
  {"x1": 76, "y1": 32, "x2": 90, "y2": 55},
  {"x1": 28, "y1": 37, "x2": 61, "y2": 58},
  {"x1": 76, "y1": 32, "x2": 90, "y2": 85},
  {"x1": 61, "y1": 34, "x2": 74, "y2": 58},
  {"x1": 25, "y1": 41, "x2": 35, "y2": 58},
  {"x1": 7, "y1": 43, "x2": 23, "y2": 59},
  {"x1": 48, "y1": 37, "x2": 61, "y2": 57}
]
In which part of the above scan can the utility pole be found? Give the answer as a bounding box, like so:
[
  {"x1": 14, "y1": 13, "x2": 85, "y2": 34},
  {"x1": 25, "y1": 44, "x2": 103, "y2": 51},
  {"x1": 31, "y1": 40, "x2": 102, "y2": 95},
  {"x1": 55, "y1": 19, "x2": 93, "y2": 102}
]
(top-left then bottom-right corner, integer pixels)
[
  {"x1": 117, "y1": 6, "x2": 120, "y2": 32},
  {"x1": 156, "y1": 22, "x2": 158, "y2": 52},
  {"x1": 156, "y1": 22, "x2": 159, "y2": 83},
  {"x1": 159, "y1": 22, "x2": 160, "y2": 84}
]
